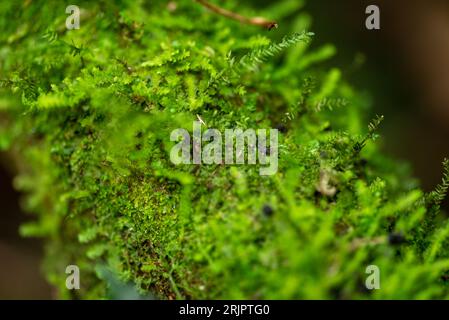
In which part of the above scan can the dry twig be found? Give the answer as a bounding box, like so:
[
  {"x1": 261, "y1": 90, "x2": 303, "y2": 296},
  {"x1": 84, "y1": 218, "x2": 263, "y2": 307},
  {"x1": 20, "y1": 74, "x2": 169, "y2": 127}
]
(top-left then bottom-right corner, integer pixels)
[{"x1": 194, "y1": 0, "x2": 278, "y2": 30}]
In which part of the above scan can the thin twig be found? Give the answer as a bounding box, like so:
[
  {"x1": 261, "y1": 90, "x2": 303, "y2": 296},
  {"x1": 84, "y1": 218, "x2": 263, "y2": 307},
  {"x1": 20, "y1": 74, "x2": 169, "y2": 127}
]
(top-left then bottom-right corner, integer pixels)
[{"x1": 194, "y1": 0, "x2": 278, "y2": 30}]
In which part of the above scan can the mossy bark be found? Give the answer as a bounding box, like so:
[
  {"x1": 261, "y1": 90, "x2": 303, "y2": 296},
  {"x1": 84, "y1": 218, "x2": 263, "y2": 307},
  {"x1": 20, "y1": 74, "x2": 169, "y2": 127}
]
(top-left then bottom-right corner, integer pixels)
[{"x1": 1, "y1": 0, "x2": 449, "y2": 299}]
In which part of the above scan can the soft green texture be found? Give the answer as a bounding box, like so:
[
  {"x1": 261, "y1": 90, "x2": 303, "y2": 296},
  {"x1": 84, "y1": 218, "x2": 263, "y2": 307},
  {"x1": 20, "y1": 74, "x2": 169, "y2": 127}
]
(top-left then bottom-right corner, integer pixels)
[{"x1": 1, "y1": 0, "x2": 449, "y2": 299}]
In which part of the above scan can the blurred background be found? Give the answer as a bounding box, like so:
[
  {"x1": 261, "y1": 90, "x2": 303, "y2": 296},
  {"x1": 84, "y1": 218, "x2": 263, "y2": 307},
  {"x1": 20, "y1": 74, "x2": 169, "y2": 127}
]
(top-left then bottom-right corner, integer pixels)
[
  {"x1": 1, "y1": 0, "x2": 448, "y2": 298},
  {"x1": 0, "y1": 155, "x2": 52, "y2": 299},
  {"x1": 307, "y1": 0, "x2": 449, "y2": 198}
]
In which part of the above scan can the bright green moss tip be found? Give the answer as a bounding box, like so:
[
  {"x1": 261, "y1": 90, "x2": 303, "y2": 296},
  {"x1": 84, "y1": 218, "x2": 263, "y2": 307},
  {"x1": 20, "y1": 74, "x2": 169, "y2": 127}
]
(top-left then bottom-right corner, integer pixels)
[{"x1": 1, "y1": 0, "x2": 449, "y2": 299}]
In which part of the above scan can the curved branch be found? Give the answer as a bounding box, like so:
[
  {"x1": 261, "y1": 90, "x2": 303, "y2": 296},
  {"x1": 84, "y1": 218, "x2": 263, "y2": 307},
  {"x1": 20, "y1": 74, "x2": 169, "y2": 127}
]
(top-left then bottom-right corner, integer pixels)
[{"x1": 194, "y1": 0, "x2": 278, "y2": 30}]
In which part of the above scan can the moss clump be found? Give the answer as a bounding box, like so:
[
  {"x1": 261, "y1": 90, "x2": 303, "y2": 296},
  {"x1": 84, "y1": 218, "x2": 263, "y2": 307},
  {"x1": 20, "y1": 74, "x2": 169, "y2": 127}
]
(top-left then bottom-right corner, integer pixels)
[{"x1": 1, "y1": 0, "x2": 449, "y2": 299}]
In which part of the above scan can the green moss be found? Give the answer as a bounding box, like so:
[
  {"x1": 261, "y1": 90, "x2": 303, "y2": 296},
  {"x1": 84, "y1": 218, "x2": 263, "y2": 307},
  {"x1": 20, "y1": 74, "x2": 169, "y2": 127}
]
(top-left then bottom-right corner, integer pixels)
[{"x1": 1, "y1": 0, "x2": 449, "y2": 299}]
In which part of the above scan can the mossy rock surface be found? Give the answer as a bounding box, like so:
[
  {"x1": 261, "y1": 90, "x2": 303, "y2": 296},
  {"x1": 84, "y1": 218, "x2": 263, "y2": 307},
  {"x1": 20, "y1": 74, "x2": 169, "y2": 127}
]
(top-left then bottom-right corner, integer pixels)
[{"x1": 1, "y1": 0, "x2": 449, "y2": 299}]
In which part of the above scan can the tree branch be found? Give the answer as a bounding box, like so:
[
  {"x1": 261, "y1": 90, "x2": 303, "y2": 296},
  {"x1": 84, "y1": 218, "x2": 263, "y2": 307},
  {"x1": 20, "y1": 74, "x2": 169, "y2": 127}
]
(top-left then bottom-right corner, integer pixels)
[{"x1": 194, "y1": 0, "x2": 278, "y2": 30}]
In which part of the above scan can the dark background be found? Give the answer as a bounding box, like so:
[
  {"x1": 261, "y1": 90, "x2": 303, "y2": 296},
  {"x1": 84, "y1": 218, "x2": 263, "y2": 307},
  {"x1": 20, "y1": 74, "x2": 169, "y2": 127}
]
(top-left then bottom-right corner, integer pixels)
[
  {"x1": 1, "y1": 0, "x2": 448, "y2": 299},
  {"x1": 307, "y1": 0, "x2": 449, "y2": 197}
]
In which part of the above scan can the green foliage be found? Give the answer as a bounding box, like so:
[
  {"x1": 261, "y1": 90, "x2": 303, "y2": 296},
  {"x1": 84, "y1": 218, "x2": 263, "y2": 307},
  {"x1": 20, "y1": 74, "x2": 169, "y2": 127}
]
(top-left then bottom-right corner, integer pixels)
[
  {"x1": 0, "y1": 0, "x2": 448, "y2": 299},
  {"x1": 235, "y1": 31, "x2": 314, "y2": 72},
  {"x1": 427, "y1": 159, "x2": 449, "y2": 207}
]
